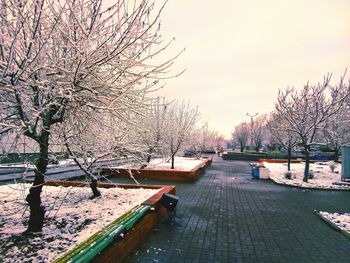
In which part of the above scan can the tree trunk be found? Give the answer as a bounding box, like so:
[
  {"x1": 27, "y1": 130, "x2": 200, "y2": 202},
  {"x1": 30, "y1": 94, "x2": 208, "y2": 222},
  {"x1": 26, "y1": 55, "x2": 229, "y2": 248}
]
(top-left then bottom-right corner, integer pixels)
[
  {"x1": 90, "y1": 178, "x2": 101, "y2": 199},
  {"x1": 240, "y1": 146, "x2": 244, "y2": 152},
  {"x1": 287, "y1": 146, "x2": 292, "y2": 171},
  {"x1": 25, "y1": 133, "x2": 49, "y2": 233},
  {"x1": 303, "y1": 145, "x2": 310, "y2": 182},
  {"x1": 146, "y1": 147, "x2": 154, "y2": 163},
  {"x1": 146, "y1": 154, "x2": 152, "y2": 163},
  {"x1": 171, "y1": 154, "x2": 175, "y2": 169},
  {"x1": 334, "y1": 150, "x2": 339, "y2": 163}
]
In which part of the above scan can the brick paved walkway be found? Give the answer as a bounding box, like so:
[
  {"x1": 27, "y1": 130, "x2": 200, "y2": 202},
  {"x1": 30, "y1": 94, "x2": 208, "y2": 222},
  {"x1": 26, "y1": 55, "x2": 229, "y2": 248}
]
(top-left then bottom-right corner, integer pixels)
[{"x1": 111, "y1": 155, "x2": 350, "y2": 262}]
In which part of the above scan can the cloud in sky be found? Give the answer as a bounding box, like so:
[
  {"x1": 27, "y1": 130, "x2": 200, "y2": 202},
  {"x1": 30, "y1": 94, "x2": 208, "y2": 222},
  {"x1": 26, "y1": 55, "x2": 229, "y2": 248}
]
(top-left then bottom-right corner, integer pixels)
[{"x1": 152, "y1": 0, "x2": 350, "y2": 138}]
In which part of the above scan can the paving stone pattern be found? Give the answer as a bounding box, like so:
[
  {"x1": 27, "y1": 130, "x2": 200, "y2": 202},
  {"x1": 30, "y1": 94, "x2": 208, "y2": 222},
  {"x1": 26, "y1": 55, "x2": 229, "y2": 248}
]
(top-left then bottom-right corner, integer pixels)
[{"x1": 113, "y1": 156, "x2": 350, "y2": 263}]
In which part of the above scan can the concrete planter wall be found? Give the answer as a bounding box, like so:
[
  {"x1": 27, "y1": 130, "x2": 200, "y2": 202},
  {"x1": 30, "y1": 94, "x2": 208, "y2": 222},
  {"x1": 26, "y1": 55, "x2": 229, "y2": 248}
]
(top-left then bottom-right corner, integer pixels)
[
  {"x1": 223, "y1": 152, "x2": 334, "y2": 162},
  {"x1": 259, "y1": 159, "x2": 303, "y2": 163},
  {"x1": 102, "y1": 158, "x2": 212, "y2": 182},
  {"x1": 222, "y1": 152, "x2": 269, "y2": 161},
  {"x1": 47, "y1": 180, "x2": 175, "y2": 263}
]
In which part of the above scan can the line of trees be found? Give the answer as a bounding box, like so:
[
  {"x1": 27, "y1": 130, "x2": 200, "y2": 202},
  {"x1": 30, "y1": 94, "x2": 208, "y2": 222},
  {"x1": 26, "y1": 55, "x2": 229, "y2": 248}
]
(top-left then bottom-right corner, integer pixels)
[
  {"x1": 232, "y1": 114, "x2": 269, "y2": 153},
  {"x1": 0, "y1": 0, "x2": 226, "y2": 234},
  {"x1": 137, "y1": 100, "x2": 226, "y2": 167},
  {"x1": 232, "y1": 72, "x2": 350, "y2": 182}
]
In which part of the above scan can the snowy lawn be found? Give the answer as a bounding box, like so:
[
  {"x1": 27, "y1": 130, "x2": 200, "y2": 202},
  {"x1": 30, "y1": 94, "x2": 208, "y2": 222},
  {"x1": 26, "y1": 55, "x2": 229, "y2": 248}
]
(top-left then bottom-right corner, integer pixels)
[
  {"x1": 0, "y1": 184, "x2": 158, "y2": 263},
  {"x1": 0, "y1": 158, "x2": 87, "y2": 169},
  {"x1": 264, "y1": 161, "x2": 350, "y2": 190},
  {"x1": 319, "y1": 212, "x2": 350, "y2": 236},
  {"x1": 115, "y1": 157, "x2": 207, "y2": 171}
]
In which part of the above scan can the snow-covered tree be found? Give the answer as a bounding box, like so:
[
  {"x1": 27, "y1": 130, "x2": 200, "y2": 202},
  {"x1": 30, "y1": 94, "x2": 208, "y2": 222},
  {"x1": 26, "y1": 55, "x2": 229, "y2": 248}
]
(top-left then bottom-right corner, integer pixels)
[
  {"x1": 60, "y1": 108, "x2": 147, "y2": 198},
  {"x1": 267, "y1": 112, "x2": 299, "y2": 171},
  {"x1": 137, "y1": 97, "x2": 169, "y2": 165},
  {"x1": 251, "y1": 114, "x2": 268, "y2": 152},
  {"x1": 187, "y1": 125, "x2": 203, "y2": 157},
  {"x1": 264, "y1": 128, "x2": 282, "y2": 152},
  {"x1": 232, "y1": 123, "x2": 249, "y2": 152},
  {"x1": 275, "y1": 74, "x2": 349, "y2": 182},
  {"x1": 323, "y1": 104, "x2": 350, "y2": 162},
  {"x1": 214, "y1": 133, "x2": 226, "y2": 153},
  {"x1": 164, "y1": 101, "x2": 199, "y2": 169},
  {"x1": 204, "y1": 129, "x2": 226, "y2": 153},
  {"x1": 189, "y1": 124, "x2": 226, "y2": 156},
  {"x1": 0, "y1": 0, "x2": 179, "y2": 233},
  {"x1": 198, "y1": 123, "x2": 212, "y2": 154},
  {"x1": 189, "y1": 122, "x2": 214, "y2": 157}
]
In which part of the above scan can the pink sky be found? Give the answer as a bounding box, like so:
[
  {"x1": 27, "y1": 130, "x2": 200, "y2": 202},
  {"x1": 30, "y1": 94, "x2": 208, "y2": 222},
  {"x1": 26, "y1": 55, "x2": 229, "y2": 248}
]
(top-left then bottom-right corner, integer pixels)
[{"x1": 153, "y1": 0, "x2": 350, "y2": 138}]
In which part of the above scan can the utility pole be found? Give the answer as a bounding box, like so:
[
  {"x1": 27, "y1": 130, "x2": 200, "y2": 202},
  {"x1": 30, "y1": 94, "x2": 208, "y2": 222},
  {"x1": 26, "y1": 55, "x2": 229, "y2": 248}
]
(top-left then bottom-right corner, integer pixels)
[{"x1": 246, "y1": 112, "x2": 258, "y2": 148}]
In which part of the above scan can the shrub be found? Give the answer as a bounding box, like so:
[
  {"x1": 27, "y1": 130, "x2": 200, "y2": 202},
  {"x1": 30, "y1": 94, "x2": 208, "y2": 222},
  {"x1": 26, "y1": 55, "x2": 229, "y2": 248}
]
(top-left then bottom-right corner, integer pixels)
[
  {"x1": 309, "y1": 170, "x2": 314, "y2": 179},
  {"x1": 285, "y1": 171, "x2": 293, "y2": 180}
]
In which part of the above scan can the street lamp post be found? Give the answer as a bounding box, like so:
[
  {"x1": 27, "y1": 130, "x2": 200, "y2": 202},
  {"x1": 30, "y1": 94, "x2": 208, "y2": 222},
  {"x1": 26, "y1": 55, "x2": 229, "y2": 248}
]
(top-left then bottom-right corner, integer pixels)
[{"x1": 246, "y1": 112, "x2": 258, "y2": 148}]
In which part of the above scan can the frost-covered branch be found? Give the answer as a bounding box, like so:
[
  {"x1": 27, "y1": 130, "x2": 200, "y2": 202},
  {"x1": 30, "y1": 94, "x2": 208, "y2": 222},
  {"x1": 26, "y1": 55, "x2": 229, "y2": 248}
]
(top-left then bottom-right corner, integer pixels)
[{"x1": 0, "y1": 0, "x2": 181, "y2": 233}]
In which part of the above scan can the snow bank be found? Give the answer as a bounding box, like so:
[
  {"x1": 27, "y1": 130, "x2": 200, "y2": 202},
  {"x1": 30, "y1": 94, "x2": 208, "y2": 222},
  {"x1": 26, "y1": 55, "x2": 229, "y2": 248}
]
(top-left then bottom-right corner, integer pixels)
[
  {"x1": 264, "y1": 161, "x2": 350, "y2": 190},
  {"x1": 319, "y1": 212, "x2": 350, "y2": 235},
  {"x1": 0, "y1": 184, "x2": 158, "y2": 262}
]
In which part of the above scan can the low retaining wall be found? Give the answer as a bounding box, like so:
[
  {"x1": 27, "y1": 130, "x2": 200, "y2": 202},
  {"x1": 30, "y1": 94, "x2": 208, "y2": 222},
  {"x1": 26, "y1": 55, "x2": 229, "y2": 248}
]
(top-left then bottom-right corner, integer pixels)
[
  {"x1": 222, "y1": 153, "x2": 267, "y2": 161},
  {"x1": 315, "y1": 211, "x2": 350, "y2": 240},
  {"x1": 259, "y1": 159, "x2": 330, "y2": 164},
  {"x1": 48, "y1": 180, "x2": 175, "y2": 263},
  {"x1": 223, "y1": 152, "x2": 334, "y2": 161},
  {"x1": 259, "y1": 159, "x2": 302, "y2": 163},
  {"x1": 102, "y1": 158, "x2": 212, "y2": 182}
]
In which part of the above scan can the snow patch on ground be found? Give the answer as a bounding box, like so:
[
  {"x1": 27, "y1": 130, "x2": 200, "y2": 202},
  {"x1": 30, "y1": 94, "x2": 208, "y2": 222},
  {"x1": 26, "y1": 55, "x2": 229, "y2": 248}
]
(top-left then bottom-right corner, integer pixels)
[
  {"x1": 0, "y1": 184, "x2": 158, "y2": 262},
  {"x1": 0, "y1": 158, "x2": 88, "y2": 168},
  {"x1": 319, "y1": 212, "x2": 350, "y2": 235},
  {"x1": 264, "y1": 161, "x2": 350, "y2": 190}
]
